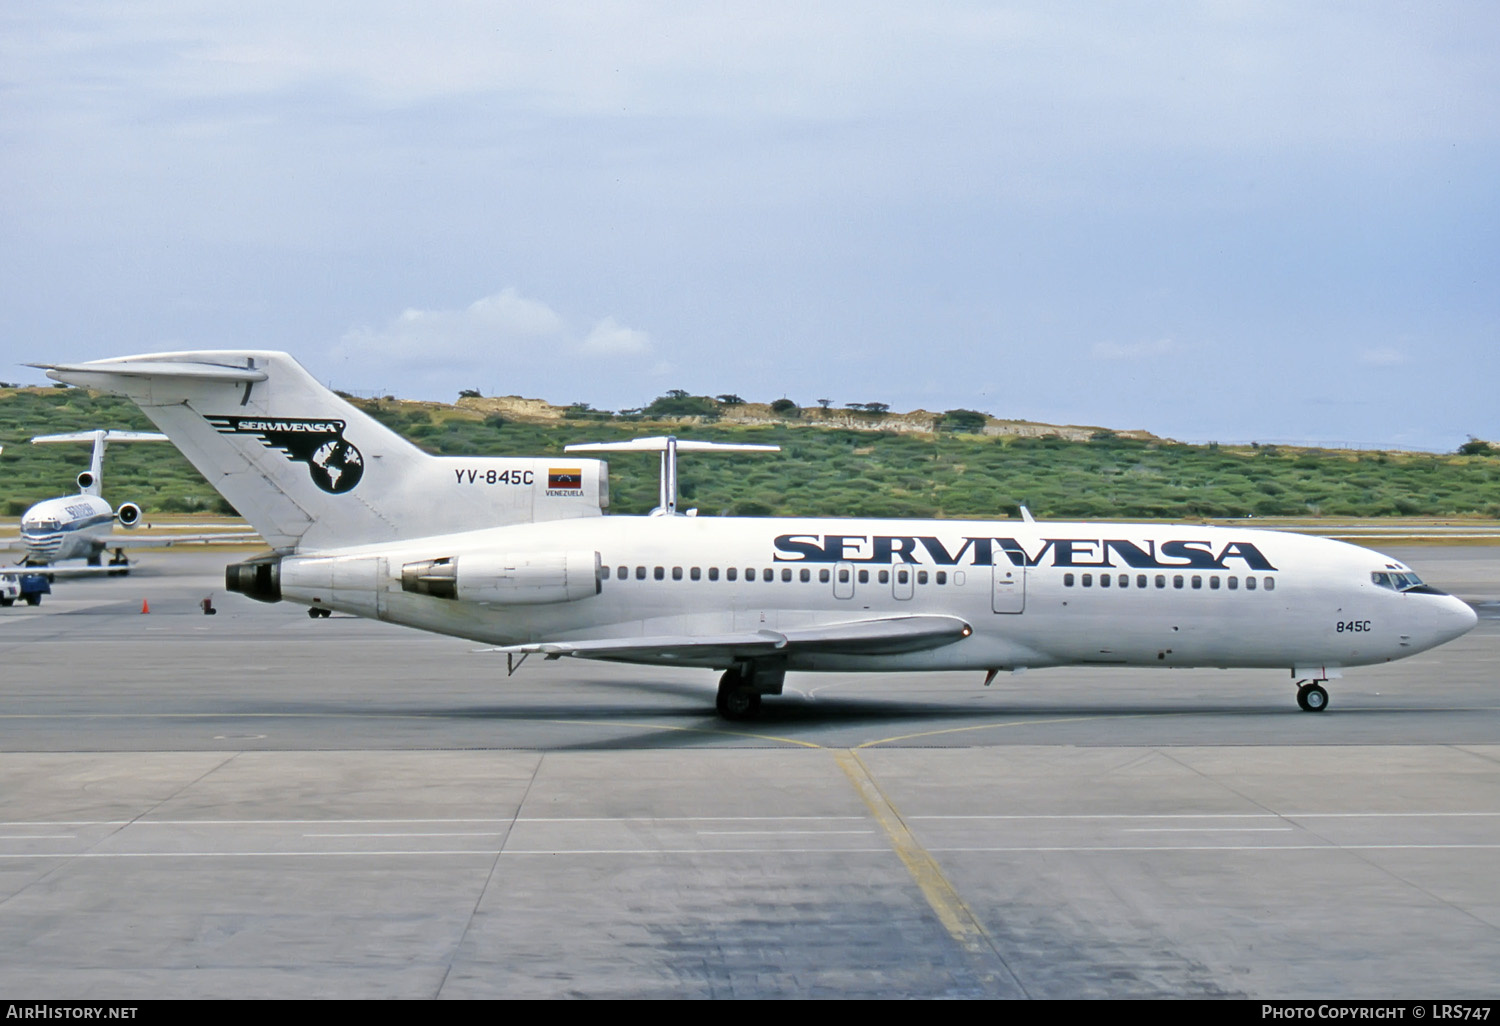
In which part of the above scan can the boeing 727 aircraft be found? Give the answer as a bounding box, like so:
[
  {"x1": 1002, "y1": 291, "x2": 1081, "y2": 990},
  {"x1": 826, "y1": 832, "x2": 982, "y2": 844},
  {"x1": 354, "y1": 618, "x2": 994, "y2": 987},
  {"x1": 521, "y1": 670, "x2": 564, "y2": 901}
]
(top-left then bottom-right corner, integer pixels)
[
  {"x1": 0, "y1": 429, "x2": 254, "y2": 578},
  {"x1": 39, "y1": 351, "x2": 1477, "y2": 718}
]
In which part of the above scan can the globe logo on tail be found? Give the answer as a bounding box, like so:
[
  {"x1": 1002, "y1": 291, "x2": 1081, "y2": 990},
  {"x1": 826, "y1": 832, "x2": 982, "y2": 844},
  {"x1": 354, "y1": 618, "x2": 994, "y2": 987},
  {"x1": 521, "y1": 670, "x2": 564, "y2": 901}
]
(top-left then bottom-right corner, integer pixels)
[{"x1": 207, "y1": 417, "x2": 365, "y2": 494}]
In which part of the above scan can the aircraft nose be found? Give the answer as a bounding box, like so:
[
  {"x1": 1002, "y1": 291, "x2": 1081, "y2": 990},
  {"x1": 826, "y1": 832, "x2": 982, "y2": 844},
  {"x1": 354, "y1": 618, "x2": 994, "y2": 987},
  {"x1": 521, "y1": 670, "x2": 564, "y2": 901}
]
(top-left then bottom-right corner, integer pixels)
[
  {"x1": 1446, "y1": 597, "x2": 1480, "y2": 639},
  {"x1": 1425, "y1": 595, "x2": 1480, "y2": 646}
]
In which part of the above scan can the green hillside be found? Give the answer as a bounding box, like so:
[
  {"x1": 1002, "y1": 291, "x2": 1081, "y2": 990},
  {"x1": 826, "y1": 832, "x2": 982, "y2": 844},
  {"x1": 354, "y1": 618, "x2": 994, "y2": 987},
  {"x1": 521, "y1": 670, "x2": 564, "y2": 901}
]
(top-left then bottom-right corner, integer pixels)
[{"x1": 2, "y1": 386, "x2": 1498, "y2": 520}]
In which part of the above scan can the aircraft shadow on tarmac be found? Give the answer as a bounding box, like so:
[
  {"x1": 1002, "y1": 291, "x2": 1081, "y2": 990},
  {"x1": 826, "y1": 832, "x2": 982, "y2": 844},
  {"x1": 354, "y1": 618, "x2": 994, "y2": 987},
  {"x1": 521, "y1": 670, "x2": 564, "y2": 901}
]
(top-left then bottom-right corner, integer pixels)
[{"x1": 256, "y1": 668, "x2": 1466, "y2": 750}]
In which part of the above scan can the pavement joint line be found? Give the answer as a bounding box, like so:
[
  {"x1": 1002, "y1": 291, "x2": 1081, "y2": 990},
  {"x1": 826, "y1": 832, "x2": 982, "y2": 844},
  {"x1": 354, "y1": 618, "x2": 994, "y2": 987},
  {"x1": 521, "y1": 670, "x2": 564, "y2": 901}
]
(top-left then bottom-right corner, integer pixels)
[
  {"x1": 833, "y1": 749, "x2": 1027, "y2": 996},
  {"x1": 849, "y1": 712, "x2": 1170, "y2": 748},
  {"x1": 6, "y1": 842, "x2": 1500, "y2": 859}
]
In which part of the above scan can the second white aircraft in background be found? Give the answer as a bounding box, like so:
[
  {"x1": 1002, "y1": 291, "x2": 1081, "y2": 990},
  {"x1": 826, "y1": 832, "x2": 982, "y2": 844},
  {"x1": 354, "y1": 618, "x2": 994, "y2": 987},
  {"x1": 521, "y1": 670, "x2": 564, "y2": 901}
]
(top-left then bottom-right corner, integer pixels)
[{"x1": 0, "y1": 429, "x2": 255, "y2": 577}]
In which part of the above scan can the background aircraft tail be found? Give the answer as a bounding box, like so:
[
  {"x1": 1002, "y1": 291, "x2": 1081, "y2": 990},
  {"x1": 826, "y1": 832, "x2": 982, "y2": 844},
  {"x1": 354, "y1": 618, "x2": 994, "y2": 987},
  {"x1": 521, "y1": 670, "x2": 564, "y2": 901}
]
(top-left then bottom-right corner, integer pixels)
[
  {"x1": 30, "y1": 429, "x2": 168, "y2": 496},
  {"x1": 41, "y1": 352, "x2": 607, "y2": 551}
]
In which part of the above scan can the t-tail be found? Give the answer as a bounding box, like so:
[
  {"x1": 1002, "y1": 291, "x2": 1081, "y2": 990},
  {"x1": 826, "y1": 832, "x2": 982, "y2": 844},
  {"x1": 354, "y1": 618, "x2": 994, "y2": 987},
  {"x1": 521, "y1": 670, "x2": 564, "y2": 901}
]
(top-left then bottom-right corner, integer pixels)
[
  {"x1": 30, "y1": 429, "x2": 169, "y2": 497},
  {"x1": 38, "y1": 352, "x2": 609, "y2": 551}
]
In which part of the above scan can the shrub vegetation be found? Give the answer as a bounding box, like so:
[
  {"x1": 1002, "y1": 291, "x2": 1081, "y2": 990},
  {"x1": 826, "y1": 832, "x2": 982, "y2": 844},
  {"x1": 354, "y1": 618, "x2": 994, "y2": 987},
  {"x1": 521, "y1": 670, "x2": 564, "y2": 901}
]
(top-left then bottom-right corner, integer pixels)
[{"x1": 2, "y1": 387, "x2": 1497, "y2": 520}]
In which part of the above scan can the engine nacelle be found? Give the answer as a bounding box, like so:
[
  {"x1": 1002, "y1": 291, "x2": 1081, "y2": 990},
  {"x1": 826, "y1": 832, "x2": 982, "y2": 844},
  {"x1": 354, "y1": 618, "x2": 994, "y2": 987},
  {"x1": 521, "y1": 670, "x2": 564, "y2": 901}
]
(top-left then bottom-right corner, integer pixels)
[
  {"x1": 226, "y1": 555, "x2": 282, "y2": 603},
  {"x1": 77, "y1": 471, "x2": 96, "y2": 491},
  {"x1": 116, "y1": 502, "x2": 142, "y2": 528},
  {"x1": 402, "y1": 550, "x2": 600, "y2": 605}
]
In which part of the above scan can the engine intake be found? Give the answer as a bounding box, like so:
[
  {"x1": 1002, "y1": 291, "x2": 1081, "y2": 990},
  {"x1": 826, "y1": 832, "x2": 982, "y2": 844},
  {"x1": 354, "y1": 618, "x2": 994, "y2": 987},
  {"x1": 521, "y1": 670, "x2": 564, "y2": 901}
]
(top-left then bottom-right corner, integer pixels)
[
  {"x1": 402, "y1": 550, "x2": 599, "y2": 605},
  {"x1": 116, "y1": 502, "x2": 142, "y2": 528}
]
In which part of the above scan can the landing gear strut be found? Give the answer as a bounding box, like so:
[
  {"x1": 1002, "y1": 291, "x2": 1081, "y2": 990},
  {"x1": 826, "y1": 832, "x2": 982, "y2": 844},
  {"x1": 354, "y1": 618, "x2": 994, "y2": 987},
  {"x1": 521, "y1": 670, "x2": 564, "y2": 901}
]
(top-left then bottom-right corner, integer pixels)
[
  {"x1": 716, "y1": 670, "x2": 761, "y2": 720},
  {"x1": 714, "y1": 661, "x2": 785, "y2": 721},
  {"x1": 1296, "y1": 681, "x2": 1329, "y2": 713},
  {"x1": 107, "y1": 548, "x2": 130, "y2": 577}
]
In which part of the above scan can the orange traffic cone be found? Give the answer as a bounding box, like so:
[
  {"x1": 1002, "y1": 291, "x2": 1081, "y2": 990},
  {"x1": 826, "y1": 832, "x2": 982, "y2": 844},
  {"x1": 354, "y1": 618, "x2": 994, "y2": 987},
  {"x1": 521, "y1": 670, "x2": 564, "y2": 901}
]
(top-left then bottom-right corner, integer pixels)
[{"x1": 141, "y1": 599, "x2": 150, "y2": 614}]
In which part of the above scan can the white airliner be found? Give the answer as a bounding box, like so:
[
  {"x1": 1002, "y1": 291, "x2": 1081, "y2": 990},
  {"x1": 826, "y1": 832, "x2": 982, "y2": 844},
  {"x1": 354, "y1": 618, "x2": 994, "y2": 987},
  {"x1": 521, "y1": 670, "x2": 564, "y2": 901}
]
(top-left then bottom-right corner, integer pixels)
[
  {"x1": 0, "y1": 429, "x2": 254, "y2": 577},
  {"x1": 39, "y1": 351, "x2": 1477, "y2": 719}
]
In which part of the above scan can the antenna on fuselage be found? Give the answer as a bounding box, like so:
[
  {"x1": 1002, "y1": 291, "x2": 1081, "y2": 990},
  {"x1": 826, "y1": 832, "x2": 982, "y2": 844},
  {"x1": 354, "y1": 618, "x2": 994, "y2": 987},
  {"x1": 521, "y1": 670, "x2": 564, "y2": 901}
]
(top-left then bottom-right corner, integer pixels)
[
  {"x1": 564, "y1": 435, "x2": 780, "y2": 516},
  {"x1": 31, "y1": 430, "x2": 169, "y2": 496}
]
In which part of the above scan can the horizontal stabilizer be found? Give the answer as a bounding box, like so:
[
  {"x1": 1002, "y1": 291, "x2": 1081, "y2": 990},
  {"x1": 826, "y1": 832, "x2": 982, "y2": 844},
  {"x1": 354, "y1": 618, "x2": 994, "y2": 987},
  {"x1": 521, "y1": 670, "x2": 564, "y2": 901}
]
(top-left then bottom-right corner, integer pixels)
[
  {"x1": 486, "y1": 614, "x2": 972, "y2": 665},
  {"x1": 31, "y1": 431, "x2": 168, "y2": 445},
  {"x1": 564, "y1": 437, "x2": 780, "y2": 454},
  {"x1": 32, "y1": 359, "x2": 268, "y2": 384},
  {"x1": 564, "y1": 435, "x2": 779, "y2": 516}
]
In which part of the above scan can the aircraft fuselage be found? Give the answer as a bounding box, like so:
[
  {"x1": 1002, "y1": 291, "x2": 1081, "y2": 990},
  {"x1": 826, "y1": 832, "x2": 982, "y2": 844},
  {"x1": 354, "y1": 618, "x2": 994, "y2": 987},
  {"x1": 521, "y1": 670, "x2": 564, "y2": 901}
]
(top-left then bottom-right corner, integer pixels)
[
  {"x1": 258, "y1": 515, "x2": 1478, "y2": 675},
  {"x1": 18, "y1": 494, "x2": 116, "y2": 565}
]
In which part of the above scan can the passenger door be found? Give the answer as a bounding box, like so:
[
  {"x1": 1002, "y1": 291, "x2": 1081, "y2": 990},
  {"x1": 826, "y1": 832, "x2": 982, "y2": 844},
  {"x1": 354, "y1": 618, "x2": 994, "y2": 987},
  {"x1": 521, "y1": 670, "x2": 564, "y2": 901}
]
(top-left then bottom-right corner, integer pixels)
[{"x1": 992, "y1": 564, "x2": 1025, "y2": 613}]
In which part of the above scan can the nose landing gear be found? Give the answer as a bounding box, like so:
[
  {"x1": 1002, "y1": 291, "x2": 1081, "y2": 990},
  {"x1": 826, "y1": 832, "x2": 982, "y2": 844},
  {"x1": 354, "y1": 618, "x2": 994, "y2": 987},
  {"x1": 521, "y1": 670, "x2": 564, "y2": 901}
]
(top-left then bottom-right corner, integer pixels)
[{"x1": 1296, "y1": 680, "x2": 1329, "y2": 712}]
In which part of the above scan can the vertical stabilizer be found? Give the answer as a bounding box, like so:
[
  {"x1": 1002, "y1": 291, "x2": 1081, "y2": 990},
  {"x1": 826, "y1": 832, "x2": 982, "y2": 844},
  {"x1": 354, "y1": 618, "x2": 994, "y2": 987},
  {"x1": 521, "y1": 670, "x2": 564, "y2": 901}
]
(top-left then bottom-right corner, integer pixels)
[
  {"x1": 40, "y1": 352, "x2": 605, "y2": 551},
  {"x1": 30, "y1": 429, "x2": 169, "y2": 496}
]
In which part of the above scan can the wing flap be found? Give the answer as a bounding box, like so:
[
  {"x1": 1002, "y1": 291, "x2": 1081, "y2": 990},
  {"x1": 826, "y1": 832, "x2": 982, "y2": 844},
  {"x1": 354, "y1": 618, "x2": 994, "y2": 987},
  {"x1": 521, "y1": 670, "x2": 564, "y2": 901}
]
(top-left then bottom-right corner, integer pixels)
[
  {"x1": 487, "y1": 614, "x2": 972, "y2": 665},
  {"x1": 778, "y1": 614, "x2": 973, "y2": 654}
]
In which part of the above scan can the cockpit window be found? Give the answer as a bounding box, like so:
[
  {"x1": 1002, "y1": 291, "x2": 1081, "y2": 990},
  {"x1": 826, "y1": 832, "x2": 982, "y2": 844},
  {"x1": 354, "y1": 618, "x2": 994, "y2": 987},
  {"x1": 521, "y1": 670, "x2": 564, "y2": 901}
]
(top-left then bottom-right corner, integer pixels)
[{"x1": 1371, "y1": 571, "x2": 1425, "y2": 592}]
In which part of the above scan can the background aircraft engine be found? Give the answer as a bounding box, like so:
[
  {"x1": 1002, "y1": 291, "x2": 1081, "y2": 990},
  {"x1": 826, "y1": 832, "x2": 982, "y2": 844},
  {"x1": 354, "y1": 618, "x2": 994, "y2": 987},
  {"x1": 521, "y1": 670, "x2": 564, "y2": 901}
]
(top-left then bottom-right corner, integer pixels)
[
  {"x1": 401, "y1": 550, "x2": 600, "y2": 605},
  {"x1": 115, "y1": 502, "x2": 142, "y2": 528}
]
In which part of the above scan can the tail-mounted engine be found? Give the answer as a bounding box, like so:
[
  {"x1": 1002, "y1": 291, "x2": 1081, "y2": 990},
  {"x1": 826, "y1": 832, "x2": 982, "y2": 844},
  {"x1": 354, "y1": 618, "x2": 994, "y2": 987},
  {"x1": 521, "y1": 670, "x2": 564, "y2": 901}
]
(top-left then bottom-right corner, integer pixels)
[
  {"x1": 226, "y1": 555, "x2": 282, "y2": 603},
  {"x1": 402, "y1": 550, "x2": 600, "y2": 605},
  {"x1": 116, "y1": 502, "x2": 142, "y2": 528}
]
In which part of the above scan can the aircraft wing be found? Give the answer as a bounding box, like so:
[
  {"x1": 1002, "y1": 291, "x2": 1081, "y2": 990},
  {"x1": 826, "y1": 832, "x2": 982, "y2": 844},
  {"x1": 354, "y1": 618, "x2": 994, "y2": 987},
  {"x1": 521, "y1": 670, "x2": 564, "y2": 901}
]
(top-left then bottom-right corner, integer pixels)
[
  {"x1": 0, "y1": 564, "x2": 119, "y2": 578},
  {"x1": 488, "y1": 614, "x2": 973, "y2": 665},
  {"x1": 0, "y1": 536, "x2": 24, "y2": 552},
  {"x1": 93, "y1": 530, "x2": 259, "y2": 549}
]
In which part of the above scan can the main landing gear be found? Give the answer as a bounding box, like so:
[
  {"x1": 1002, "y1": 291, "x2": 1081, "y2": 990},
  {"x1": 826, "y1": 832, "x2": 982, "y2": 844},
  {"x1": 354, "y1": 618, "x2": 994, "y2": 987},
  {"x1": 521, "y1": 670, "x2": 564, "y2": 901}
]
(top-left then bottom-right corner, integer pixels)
[
  {"x1": 1296, "y1": 680, "x2": 1330, "y2": 712},
  {"x1": 715, "y1": 661, "x2": 785, "y2": 721},
  {"x1": 106, "y1": 548, "x2": 130, "y2": 577},
  {"x1": 716, "y1": 672, "x2": 760, "y2": 720}
]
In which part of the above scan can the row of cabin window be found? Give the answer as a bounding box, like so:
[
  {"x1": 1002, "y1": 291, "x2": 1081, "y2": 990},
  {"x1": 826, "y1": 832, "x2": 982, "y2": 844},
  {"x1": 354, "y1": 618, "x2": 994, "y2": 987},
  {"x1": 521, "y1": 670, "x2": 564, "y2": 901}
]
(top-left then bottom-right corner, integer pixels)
[
  {"x1": 603, "y1": 565, "x2": 955, "y2": 585},
  {"x1": 1063, "y1": 572, "x2": 1275, "y2": 592}
]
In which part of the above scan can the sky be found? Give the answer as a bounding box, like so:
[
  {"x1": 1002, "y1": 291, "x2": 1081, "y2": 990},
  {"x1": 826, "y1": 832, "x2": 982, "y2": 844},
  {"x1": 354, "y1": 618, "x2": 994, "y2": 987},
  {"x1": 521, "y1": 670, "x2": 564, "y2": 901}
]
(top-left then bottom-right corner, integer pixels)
[{"x1": 2, "y1": 2, "x2": 1497, "y2": 451}]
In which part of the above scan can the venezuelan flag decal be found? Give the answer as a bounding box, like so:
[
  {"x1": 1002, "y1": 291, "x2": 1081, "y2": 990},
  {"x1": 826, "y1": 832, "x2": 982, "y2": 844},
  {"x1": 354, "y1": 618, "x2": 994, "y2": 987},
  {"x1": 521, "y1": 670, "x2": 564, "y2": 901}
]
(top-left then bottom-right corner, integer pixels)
[{"x1": 548, "y1": 467, "x2": 583, "y2": 490}]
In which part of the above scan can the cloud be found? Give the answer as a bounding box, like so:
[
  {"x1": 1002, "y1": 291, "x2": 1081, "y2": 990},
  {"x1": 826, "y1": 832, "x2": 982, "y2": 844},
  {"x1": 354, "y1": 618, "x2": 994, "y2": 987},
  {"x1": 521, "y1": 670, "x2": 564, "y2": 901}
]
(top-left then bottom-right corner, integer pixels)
[
  {"x1": 339, "y1": 288, "x2": 566, "y2": 362},
  {"x1": 331, "y1": 289, "x2": 656, "y2": 403},
  {"x1": 340, "y1": 287, "x2": 651, "y2": 364},
  {"x1": 580, "y1": 317, "x2": 651, "y2": 357}
]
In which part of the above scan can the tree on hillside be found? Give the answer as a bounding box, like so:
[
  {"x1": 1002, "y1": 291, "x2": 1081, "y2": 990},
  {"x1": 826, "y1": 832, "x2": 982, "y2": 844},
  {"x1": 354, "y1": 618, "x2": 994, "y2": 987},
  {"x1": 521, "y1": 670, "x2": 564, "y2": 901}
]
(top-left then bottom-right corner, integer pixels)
[
  {"x1": 939, "y1": 409, "x2": 988, "y2": 432},
  {"x1": 643, "y1": 391, "x2": 720, "y2": 419}
]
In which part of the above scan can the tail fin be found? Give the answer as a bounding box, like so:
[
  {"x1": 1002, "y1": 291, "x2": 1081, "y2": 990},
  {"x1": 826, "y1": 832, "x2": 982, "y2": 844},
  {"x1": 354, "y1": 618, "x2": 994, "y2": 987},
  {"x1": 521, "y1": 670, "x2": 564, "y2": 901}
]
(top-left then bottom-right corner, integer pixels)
[
  {"x1": 40, "y1": 352, "x2": 606, "y2": 552},
  {"x1": 30, "y1": 429, "x2": 169, "y2": 496}
]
